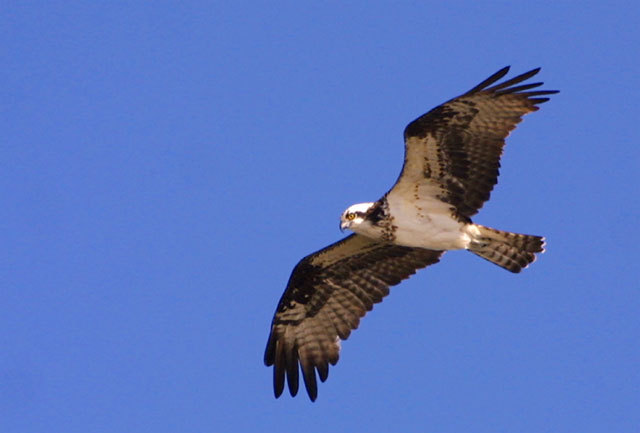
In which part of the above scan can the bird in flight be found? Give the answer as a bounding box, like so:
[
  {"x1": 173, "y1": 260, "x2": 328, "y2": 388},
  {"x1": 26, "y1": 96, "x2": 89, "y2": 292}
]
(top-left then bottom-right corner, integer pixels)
[{"x1": 264, "y1": 66, "x2": 557, "y2": 401}]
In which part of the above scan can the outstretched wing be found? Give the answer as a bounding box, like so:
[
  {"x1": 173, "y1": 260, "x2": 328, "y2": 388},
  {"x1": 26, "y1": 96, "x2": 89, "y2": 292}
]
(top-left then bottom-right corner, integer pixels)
[
  {"x1": 264, "y1": 234, "x2": 443, "y2": 401},
  {"x1": 392, "y1": 66, "x2": 558, "y2": 221}
]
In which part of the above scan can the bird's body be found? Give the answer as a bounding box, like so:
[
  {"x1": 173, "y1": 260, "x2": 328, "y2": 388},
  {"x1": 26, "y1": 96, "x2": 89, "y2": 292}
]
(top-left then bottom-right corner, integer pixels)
[
  {"x1": 265, "y1": 66, "x2": 557, "y2": 401},
  {"x1": 348, "y1": 195, "x2": 476, "y2": 250}
]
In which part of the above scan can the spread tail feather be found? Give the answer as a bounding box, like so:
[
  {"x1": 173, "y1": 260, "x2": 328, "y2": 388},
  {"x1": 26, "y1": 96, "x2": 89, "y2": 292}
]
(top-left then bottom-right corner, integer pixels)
[{"x1": 468, "y1": 224, "x2": 545, "y2": 273}]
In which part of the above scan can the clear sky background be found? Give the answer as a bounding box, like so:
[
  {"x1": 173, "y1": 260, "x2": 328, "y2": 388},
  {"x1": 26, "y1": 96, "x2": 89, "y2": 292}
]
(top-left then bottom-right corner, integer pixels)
[{"x1": 2, "y1": 2, "x2": 639, "y2": 432}]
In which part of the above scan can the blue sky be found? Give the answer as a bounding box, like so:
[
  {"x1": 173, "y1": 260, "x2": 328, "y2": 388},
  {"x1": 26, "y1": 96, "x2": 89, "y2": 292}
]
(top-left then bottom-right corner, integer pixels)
[{"x1": 2, "y1": 2, "x2": 639, "y2": 432}]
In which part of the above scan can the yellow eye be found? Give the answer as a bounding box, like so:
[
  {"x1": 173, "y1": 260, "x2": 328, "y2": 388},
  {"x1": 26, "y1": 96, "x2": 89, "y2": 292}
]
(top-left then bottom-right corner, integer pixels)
[{"x1": 346, "y1": 212, "x2": 356, "y2": 221}]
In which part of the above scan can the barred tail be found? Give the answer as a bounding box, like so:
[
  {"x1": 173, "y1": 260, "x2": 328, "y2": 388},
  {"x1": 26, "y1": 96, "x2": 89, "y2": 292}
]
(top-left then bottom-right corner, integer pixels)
[{"x1": 468, "y1": 224, "x2": 545, "y2": 273}]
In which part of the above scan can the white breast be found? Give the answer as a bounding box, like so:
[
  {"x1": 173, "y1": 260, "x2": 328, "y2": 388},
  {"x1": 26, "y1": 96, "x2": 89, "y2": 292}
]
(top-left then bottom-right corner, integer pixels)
[{"x1": 386, "y1": 184, "x2": 473, "y2": 251}]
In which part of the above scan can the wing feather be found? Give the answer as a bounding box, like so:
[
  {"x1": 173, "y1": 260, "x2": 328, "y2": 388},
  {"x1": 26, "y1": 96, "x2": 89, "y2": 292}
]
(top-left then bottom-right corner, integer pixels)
[
  {"x1": 264, "y1": 234, "x2": 443, "y2": 401},
  {"x1": 394, "y1": 66, "x2": 558, "y2": 220},
  {"x1": 481, "y1": 67, "x2": 541, "y2": 92}
]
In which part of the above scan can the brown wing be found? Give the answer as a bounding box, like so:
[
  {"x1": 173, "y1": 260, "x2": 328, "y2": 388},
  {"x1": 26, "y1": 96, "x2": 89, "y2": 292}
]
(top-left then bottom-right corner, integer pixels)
[
  {"x1": 264, "y1": 234, "x2": 443, "y2": 401},
  {"x1": 394, "y1": 66, "x2": 558, "y2": 221}
]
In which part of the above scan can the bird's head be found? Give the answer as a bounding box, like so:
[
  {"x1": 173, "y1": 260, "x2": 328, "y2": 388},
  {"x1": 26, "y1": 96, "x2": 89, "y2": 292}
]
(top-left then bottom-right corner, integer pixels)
[{"x1": 340, "y1": 202, "x2": 376, "y2": 233}]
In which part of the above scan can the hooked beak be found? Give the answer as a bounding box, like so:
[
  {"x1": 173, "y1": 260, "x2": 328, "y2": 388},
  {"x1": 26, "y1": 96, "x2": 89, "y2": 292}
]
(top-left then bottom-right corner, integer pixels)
[{"x1": 340, "y1": 220, "x2": 348, "y2": 232}]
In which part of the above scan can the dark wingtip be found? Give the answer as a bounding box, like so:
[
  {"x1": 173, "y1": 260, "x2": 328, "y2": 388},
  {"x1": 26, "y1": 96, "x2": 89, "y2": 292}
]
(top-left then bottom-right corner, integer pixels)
[
  {"x1": 487, "y1": 67, "x2": 543, "y2": 92},
  {"x1": 264, "y1": 334, "x2": 274, "y2": 366},
  {"x1": 300, "y1": 360, "x2": 318, "y2": 402},
  {"x1": 305, "y1": 375, "x2": 318, "y2": 402},
  {"x1": 495, "y1": 65, "x2": 511, "y2": 77},
  {"x1": 272, "y1": 339, "x2": 286, "y2": 398},
  {"x1": 287, "y1": 367, "x2": 299, "y2": 397},
  {"x1": 530, "y1": 98, "x2": 551, "y2": 104},
  {"x1": 274, "y1": 375, "x2": 284, "y2": 399},
  {"x1": 274, "y1": 370, "x2": 285, "y2": 398},
  {"x1": 308, "y1": 388, "x2": 318, "y2": 402},
  {"x1": 466, "y1": 66, "x2": 511, "y2": 94},
  {"x1": 317, "y1": 363, "x2": 329, "y2": 382}
]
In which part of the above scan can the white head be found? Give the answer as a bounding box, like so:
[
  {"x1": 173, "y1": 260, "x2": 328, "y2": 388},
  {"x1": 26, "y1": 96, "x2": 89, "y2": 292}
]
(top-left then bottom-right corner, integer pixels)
[{"x1": 340, "y1": 202, "x2": 376, "y2": 233}]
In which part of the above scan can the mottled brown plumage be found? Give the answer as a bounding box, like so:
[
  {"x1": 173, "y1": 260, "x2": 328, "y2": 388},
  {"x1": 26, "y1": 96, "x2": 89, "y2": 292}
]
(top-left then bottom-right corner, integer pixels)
[
  {"x1": 398, "y1": 66, "x2": 557, "y2": 221},
  {"x1": 264, "y1": 234, "x2": 442, "y2": 401},
  {"x1": 265, "y1": 67, "x2": 556, "y2": 401}
]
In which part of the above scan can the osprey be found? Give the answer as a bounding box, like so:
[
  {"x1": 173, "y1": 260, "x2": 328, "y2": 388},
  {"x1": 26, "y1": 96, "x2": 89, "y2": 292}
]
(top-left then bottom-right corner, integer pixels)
[{"x1": 265, "y1": 67, "x2": 557, "y2": 401}]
